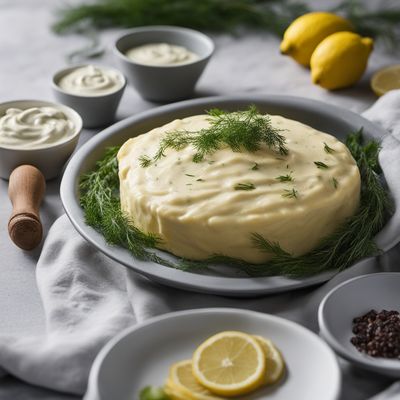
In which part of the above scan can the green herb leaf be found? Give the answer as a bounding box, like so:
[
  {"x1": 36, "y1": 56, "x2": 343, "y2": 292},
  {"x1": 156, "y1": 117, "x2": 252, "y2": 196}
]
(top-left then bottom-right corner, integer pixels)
[
  {"x1": 139, "y1": 106, "x2": 288, "y2": 167},
  {"x1": 332, "y1": 177, "x2": 338, "y2": 189},
  {"x1": 282, "y1": 188, "x2": 298, "y2": 198},
  {"x1": 324, "y1": 142, "x2": 336, "y2": 154},
  {"x1": 275, "y1": 174, "x2": 293, "y2": 182},
  {"x1": 314, "y1": 161, "x2": 329, "y2": 169},
  {"x1": 139, "y1": 386, "x2": 170, "y2": 400},
  {"x1": 234, "y1": 182, "x2": 256, "y2": 191},
  {"x1": 196, "y1": 178, "x2": 205, "y2": 182},
  {"x1": 185, "y1": 174, "x2": 195, "y2": 177},
  {"x1": 251, "y1": 162, "x2": 259, "y2": 171},
  {"x1": 139, "y1": 155, "x2": 152, "y2": 168}
]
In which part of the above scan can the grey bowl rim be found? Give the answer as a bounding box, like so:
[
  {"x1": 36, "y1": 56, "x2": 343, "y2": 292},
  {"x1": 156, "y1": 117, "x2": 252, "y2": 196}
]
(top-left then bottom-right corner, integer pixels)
[
  {"x1": 318, "y1": 272, "x2": 400, "y2": 375},
  {"x1": 87, "y1": 307, "x2": 342, "y2": 400},
  {"x1": 0, "y1": 99, "x2": 82, "y2": 151},
  {"x1": 113, "y1": 25, "x2": 215, "y2": 69},
  {"x1": 52, "y1": 63, "x2": 127, "y2": 99},
  {"x1": 60, "y1": 94, "x2": 391, "y2": 296}
]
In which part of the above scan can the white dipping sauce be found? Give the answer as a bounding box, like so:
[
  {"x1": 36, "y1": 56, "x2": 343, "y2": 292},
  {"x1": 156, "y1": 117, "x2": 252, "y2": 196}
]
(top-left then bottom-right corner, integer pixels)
[
  {"x1": 125, "y1": 43, "x2": 199, "y2": 66},
  {"x1": 57, "y1": 65, "x2": 124, "y2": 96},
  {"x1": 0, "y1": 107, "x2": 75, "y2": 149}
]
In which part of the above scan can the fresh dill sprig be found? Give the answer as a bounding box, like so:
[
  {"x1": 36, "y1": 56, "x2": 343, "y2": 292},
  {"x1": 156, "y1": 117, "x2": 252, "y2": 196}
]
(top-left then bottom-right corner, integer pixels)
[
  {"x1": 52, "y1": 0, "x2": 308, "y2": 36},
  {"x1": 53, "y1": 0, "x2": 400, "y2": 53},
  {"x1": 332, "y1": 177, "x2": 339, "y2": 189},
  {"x1": 234, "y1": 182, "x2": 256, "y2": 191},
  {"x1": 276, "y1": 174, "x2": 293, "y2": 182},
  {"x1": 324, "y1": 142, "x2": 336, "y2": 154},
  {"x1": 139, "y1": 155, "x2": 152, "y2": 168},
  {"x1": 282, "y1": 188, "x2": 298, "y2": 198},
  {"x1": 140, "y1": 106, "x2": 288, "y2": 167},
  {"x1": 79, "y1": 130, "x2": 391, "y2": 278},
  {"x1": 314, "y1": 161, "x2": 329, "y2": 169}
]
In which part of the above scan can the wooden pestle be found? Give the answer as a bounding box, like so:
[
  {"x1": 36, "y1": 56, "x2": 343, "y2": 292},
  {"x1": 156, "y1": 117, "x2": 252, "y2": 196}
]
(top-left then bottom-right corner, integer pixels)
[{"x1": 8, "y1": 165, "x2": 46, "y2": 250}]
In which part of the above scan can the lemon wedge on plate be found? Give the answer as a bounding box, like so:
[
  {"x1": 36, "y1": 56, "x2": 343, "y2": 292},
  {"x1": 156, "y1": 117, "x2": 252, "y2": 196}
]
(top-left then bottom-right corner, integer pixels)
[
  {"x1": 371, "y1": 65, "x2": 400, "y2": 97},
  {"x1": 253, "y1": 335, "x2": 285, "y2": 384},
  {"x1": 192, "y1": 331, "x2": 266, "y2": 396},
  {"x1": 166, "y1": 360, "x2": 223, "y2": 400}
]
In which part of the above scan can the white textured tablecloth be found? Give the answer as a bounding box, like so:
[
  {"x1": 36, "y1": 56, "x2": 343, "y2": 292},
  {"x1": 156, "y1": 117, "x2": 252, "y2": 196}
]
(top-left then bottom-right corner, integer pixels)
[{"x1": 1, "y1": 0, "x2": 400, "y2": 399}]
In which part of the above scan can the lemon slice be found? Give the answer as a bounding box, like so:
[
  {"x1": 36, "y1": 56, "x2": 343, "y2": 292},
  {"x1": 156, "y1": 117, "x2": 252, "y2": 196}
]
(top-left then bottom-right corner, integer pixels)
[
  {"x1": 167, "y1": 360, "x2": 223, "y2": 400},
  {"x1": 371, "y1": 65, "x2": 400, "y2": 97},
  {"x1": 192, "y1": 331, "x2": 266, "y2": 396},
  {"x1": 253, "y1": 335, "x2": 285, "y2": 384},
  {"x1": 164, "y1": 383, "x2": 187, "y2": 400}
]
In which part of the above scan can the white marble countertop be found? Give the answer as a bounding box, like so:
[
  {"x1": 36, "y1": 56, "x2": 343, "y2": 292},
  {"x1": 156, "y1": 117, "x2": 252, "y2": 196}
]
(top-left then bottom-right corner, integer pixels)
[{"x1": 0, "y1": 0, "x2": 398, "y2": 398}]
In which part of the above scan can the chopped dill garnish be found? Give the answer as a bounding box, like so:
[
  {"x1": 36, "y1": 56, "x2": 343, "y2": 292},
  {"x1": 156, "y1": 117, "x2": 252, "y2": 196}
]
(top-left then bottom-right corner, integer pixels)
[
  {"x1": 276, "y1": 174, "x2": 293, "y2": 182},
  {"x1": 282, "y1": 188, "x2": 298, "y2": 198},
  {"x1": 324, "y1": 142, "x2": 336, "y2": 154},
  {"x1": 314, "y1": 161, "x2": 329, "y2": 169},
  {"x1": 234, "y1": 182, "x2": 256, "y2": 191},
  {"x1": 79, "y1": 130, "x2": 391, "y2": 278},
  {"x1": 139, "y1": 106, "x2": 288, "y2": 167},
  {"x1": 251, "y1": 162, "x2": 259, "y2": 171},
  {"x1": 196, "y1": 178, "x2": 205, "y2": 182},
  {"x1": 185, "y1": 174, "x2": 195, "y2": 177},
  {"x1": 139, "y1": 155, "x2": 152, "y2": 168},
  {"x1": 332, "y1": 177, "x2": 338, "y2": 189}
]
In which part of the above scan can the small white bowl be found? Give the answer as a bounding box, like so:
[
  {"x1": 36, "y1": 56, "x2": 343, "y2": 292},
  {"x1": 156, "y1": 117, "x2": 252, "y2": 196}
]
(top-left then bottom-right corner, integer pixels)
[
  {"x1": 52, "y1": 64, "x2": 126, "y2": 128},
  {"x1": 319, "y1": 273, "x2": 400, "y2": 377},
  {"x1": 0, "y1": 100, "x2": 82, "y2": 180},
  {"x1": 114, "y1": 26, "x2": 214, "y2": 102}
]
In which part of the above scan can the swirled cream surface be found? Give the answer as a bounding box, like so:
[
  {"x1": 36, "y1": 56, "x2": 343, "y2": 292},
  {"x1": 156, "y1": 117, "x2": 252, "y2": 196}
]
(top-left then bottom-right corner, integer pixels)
[
  {"x1": 125, "y1": 43, "x2": 199, "y2": 66},
  {"x1": 118, "y1": 115, "x2": 361, "y2": 264},
  {"x1": 0, "y1": 107, "x2": 75, "y2": 149},
  {"x1": 57, "y1": 65, "x2": 124, "y2": 96}
]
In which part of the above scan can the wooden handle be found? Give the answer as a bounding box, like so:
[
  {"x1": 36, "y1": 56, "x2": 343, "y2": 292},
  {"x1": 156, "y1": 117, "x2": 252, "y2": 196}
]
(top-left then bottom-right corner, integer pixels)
[{"x1": 8, "y1": 165, "x2": 46, "y2": 250}]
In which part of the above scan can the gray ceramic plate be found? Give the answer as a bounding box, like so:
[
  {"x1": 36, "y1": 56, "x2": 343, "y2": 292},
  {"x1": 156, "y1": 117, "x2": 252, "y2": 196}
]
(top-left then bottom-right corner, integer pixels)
[
  {"x1": 60, "y1": 95, "x2": 393, "y2": 296},
  {"x1": 84, "y1": 308, "x2": 341, "y2": 400}
]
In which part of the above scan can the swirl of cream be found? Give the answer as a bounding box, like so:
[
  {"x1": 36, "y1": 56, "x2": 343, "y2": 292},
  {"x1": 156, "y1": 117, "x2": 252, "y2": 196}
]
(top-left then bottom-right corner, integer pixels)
[
  {"x1": 0, "y1": 107, "x2": 75, "y2": 149},
  {"x1": 58, "y1": 65, "x2": 124, "y2": 96},
  {"x1": 126, "y1": 43, "x2": 199, "y2": 66}
]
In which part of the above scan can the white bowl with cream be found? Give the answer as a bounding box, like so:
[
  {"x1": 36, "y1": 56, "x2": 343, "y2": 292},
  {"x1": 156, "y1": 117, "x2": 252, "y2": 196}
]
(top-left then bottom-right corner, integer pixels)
[
  {"x1": 114, "y1": 26, "x2": 214, "y2": 102},
  {"x1": 52, "y1": 64, "x2": 126, "y2": 128},
  {"x1": 0, "y1": 100, "x2": 82, "y2": 180}
]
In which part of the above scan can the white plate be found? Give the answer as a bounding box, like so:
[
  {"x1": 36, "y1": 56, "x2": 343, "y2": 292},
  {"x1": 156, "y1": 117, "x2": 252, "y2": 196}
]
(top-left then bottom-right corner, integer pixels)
[
  {"x1": 85, "y1": 308, "x2": 341, "y2": 400},
  {"x1": 61, "y1": 95, "x2": 396, "y2": 296}
]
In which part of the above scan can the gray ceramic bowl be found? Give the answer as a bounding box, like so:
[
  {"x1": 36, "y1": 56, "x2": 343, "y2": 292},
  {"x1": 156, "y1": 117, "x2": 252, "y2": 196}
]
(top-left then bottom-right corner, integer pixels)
[
  {"x1": 60, "y1": 95, "x2": 400, "y2": 297},
  {"x1": 319, "y1": 273, "x2": 400, "y2": 377},
  {"x1": 114, "y1": 26, "x2": 214, "y2": 102},
  {"x1": 52, "y1": 64, "x2": 126, "y2": 128},
  {"x1": 0, "y1": 100, "x2": 82, "y2": 180}
]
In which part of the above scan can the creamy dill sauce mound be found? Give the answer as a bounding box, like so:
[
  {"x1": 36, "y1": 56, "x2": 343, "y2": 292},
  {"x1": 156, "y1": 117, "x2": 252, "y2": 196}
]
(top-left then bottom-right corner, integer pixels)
[{"x1": 118, "y1": 114, "x2": 360, "y2": 264}]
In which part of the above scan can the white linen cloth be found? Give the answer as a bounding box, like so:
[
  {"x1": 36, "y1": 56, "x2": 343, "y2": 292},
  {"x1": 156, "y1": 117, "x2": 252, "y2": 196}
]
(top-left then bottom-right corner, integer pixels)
[{"x1": 0, "y1": 91, "x2": 400, "y2": 400}]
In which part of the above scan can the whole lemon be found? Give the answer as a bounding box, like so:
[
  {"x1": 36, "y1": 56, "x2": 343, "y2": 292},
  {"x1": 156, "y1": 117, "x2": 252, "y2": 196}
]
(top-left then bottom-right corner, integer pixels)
[
  {"x1": 310, "y1": 31, "x2": 373, "y2": 90},
  {"x1": 280, "y1": 12, "x2": 354, "y2": 67}
]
